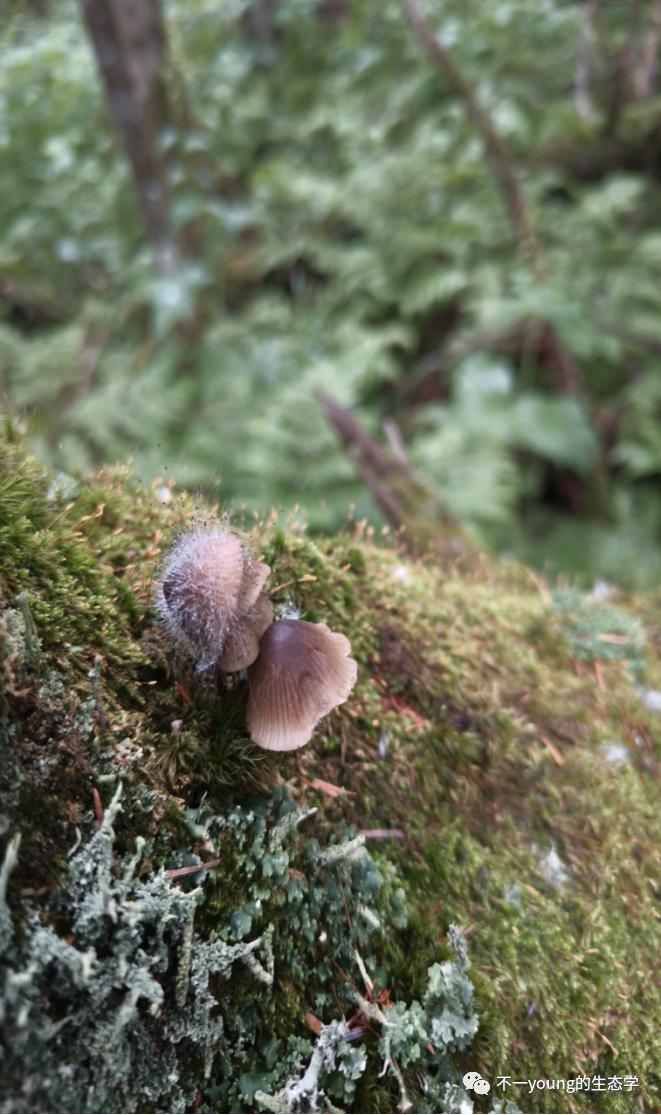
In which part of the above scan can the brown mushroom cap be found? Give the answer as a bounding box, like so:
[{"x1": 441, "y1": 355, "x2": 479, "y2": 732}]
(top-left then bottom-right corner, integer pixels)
[
  {"x1": 218, "y1": 593, "x2": 274, "y2": 672},
  {"x1": 236, "y1": 559, "x2": 271, "y2": 614},
  {"x1": 246, "y1": 619, "x2": 357, "y2": 750},
  {"x1": 159, "y1": 529, "x2": 245, "y2": 667}
]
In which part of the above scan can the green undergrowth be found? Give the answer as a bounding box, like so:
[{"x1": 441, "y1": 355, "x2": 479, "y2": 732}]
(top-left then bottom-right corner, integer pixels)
[{"x1": 1, "y1": 421, "x2": 661, "y2": 1112}]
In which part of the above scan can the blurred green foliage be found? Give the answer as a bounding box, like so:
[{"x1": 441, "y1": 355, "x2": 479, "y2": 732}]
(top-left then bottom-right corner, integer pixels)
[{"x1": 2, "y1": 0, "x2": 661, "y2": 584}]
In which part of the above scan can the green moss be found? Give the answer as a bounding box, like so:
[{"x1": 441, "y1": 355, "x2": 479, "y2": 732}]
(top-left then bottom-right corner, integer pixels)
[{"x1": 2, "y1": 422, "x2": 661, "y2": 1111}]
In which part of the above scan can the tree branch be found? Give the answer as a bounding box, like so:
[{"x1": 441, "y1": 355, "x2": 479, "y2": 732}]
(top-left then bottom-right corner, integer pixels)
[
  {"x1": 317, "y1": 392, "x2": 463, "y2": 555},
  {"x1": 397, "y1": 0, "x2": 585, "y2": 396},
  {"x1": 80, "y1": 0, "x2": 176, "y2": 272},
  {"x1": 398, "y1": 0, "x2": 540, "y2": 272}
]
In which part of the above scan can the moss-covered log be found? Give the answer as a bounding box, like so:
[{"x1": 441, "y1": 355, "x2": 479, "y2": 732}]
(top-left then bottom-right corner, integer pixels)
[{"x1": 1, "y1": 417, "x2": 660, "y2": 1113}]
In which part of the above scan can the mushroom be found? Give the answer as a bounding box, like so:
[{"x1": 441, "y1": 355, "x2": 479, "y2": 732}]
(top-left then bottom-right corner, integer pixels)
[
  {"x1": 157, "y1": 526, "x2": 274, "y2": 672},
  {"x1": 246, "y1": 619, "x2": 357, "y2": 750},
  {"x1": 218, "y1": 558, "x2": 274, "y2": 672},
  {"x1": 158, "y1": 528, "x2": 246, "y2": 669},
  {"x1": 218, "y1": 594, "x2": 274, "y2": 672}
]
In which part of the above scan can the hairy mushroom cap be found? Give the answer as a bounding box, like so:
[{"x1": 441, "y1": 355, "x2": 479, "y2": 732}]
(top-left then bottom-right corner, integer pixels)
[
  {"x1": 246, "y1": 619, "x2": 358, "y2": 750},
  {"x1": 158, "y1": 528, "x2": 245, "y2": 668}
]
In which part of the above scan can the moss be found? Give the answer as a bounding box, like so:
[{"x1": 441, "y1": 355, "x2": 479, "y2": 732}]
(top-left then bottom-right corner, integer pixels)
[{"x1": 1, "y1": 422, "x2": 661, "y2": 1111}]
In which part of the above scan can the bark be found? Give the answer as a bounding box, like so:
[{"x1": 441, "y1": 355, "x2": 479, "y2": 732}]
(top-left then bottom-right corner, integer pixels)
[{"x1": 80, "y1": 0, "x2": 176, "y2": 271}]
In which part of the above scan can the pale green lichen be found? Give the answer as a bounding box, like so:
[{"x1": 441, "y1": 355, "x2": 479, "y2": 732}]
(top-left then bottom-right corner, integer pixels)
[
  {"x1": 253, "y1": 932, "x2": 497, "y2": 1115},
  {"x1": 552, "y1": 587, "x2": 646, "y2": 671},
  {"x1": 1, "y1": 782, "x2": 286, "y2": 1112},
  {"x1": 0, "y1": 781, "x2": 481, "y2": 1114}
]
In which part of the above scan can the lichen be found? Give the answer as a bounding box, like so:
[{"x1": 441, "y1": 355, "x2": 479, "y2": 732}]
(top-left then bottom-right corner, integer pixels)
[{"x1": 0, "y1": 785, "x2": 479, "y2": 1115}]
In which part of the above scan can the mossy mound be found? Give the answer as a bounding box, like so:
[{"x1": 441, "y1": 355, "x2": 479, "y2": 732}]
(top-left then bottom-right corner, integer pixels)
[{"x1": 1, "y1": 416, "x2": 660, "y2": 1114}]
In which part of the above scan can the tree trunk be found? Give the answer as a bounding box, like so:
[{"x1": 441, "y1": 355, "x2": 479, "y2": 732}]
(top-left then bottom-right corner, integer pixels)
[{"x1": 80, "y1": 0, "x2": 175, "y2": 271}]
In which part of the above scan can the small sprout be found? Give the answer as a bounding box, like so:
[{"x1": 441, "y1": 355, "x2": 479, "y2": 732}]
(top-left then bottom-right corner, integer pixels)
[{"x1": 246, "y1": 619, "x2": 357, "y2": 750}]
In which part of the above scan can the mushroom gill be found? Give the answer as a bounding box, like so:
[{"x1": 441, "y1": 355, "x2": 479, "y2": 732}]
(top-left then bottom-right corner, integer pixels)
[{"x1": 246, "y1": 619, "x2": 357, "y2": 750}]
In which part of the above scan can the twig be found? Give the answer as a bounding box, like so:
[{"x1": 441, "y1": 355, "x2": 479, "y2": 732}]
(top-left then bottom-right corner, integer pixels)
[
  {"x1": 330, "y1": 564, "x2": 352, "y2": 589},
  {"x1": 350, "y1": 1016, "x2": 381, "y2": 1041},
  {"x1": 337, "y1": 872, "x2": 353, "y2": 931},
  {"x1": 301, "y1": 776, "x2": 356, "y2": 799},
  {"x1": 319, "y1": 393, "x2": 398, "y2": 476},
  {"x1": 331, "y1": 957, "x2": 361, "y2": 996},
  {"x1": 603, "y1": 324, "x2": 661, "y2": 356},
  {"x1": 540, "y1": 735, "x2": 565, "y2": 766},
  {"x1": 174, "y1": 664, "x2": 192, "y2": 705},
  {"x1": 575, "y1": 0, "x2": 601, "y2": 120},
  {"x1": 330, "y1": 979, "x2": 346, "y2": 1019},
  {"x1": 381, "y1": 691, "x2": 425, "y2": 728},
  {"x1": 359, "y1": 829, "x2": 405, "y2": 841},
  {"x1": 165, "y1": 857, "x2": 222, "y2": 879}
]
